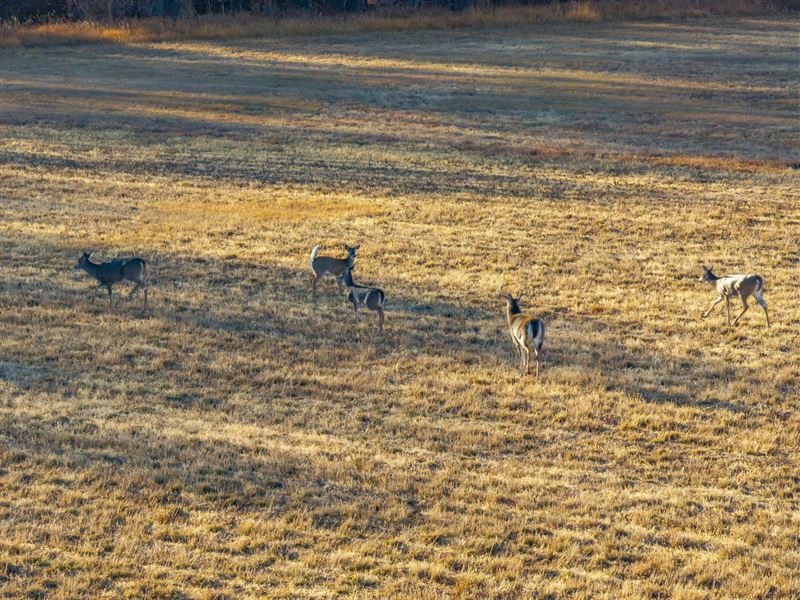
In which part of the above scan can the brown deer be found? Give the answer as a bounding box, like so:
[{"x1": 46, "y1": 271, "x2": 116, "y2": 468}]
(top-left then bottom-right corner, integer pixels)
[
  {"x1": 501, "y1": 290, "x2": 544, "y2": 377},
  {"x1": 337, "y1": 264, "x2": 385, "y2": 332},
  {"x1": 699, "y1": 265, "x2": 769, "y2": 327},
  {"x1": 309, "y1": 244, "x2": 359, "y2": 298},
  {"x1": 74, "y1": 251, "x2": 148, "y2": 309}
]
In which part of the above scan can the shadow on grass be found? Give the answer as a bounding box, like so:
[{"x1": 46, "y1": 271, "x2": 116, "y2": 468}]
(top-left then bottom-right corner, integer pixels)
[
  {"x1": 0, "y1": 404, "x2": 419, "y2": 533},
  {"x1": 0, "y1": 359, "x2": 67, "y2": 392},
  {"x1": 548, "y1": 312, "x2": 746, "y2": 412},
  {"x1": 1, "y1": 235, "x2": 749, "y2": 415},
  {"x1": 0, "y1": 138, "x2": 544, "y2": 200},
  {"x1": 2, "y1": 22, "x2": 797, "y2": 190}
]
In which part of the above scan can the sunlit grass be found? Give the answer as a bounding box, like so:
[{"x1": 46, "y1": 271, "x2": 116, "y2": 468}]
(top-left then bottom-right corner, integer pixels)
[{"x1": 0, "y1": 16, "x2": 798, "y2": 599}]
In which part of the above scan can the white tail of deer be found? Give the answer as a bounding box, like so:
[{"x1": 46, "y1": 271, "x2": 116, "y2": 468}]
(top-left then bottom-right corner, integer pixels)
[
  {"x1": 309, "y1": 244, "x2": 359, "y2": 297},
  {"x1": 501, "y1": 290, "x2": 544, "y2": 377},
  {"x1": 74, "y1": 251, "x2": 148, "y2": 309},
  {"x1": 699, "y1": 265, "x2": 769, "y2": 327}
]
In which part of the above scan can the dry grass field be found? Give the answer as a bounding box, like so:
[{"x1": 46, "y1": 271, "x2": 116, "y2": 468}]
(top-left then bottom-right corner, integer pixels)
[{"x1": 1, "y1": 16, "x2": 799, "y2": 599}]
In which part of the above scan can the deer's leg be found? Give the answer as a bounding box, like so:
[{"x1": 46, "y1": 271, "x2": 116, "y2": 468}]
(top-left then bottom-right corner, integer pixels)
[
  {"x1": 725, "y1": 296, "x2": 731, "y2": 326},
  {"x1": 522, "y1": 345, "x2": 531, "y2": 376},
  {"x1": 754, "y1": 293, "x2": 769, "y2": 327},
  {"x1": 702, "y1": 296, "x2": 723, "y2": 318},
  {"x1": 732, "y1": 296, "x2": 749, "y2": 326},
  {"x1": 512, "y1": 340, "x2": 522, "y2": 371},
  {"x1": 107, "y1": 284, "x2": 113, "y2": 307},
  {"x1": 534, "y1": 350, "x2": 540, "y2": 378},
  {"x1": 129, "y1": 278, "x2": 148, "y2": 309},
  {"x1": 311, "y1": 274, "x2": 320, "y2": 298},
  {"x1": 376, "y1": 308, "x2": 384, "y2": 332},
  {"x1": 515, "y1": 340, "x2": 526, "y2": 374}
]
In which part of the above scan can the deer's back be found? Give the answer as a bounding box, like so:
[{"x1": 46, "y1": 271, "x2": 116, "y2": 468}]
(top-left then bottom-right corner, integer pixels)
[
  {"x1": 718, "y1": 274, "x2": 763, "y2": 297},
  {"x1": 100, "y1": 258, "x2": 145, "y2": 283},
  {"x1": 312, "y1": 255, "x2": 351, "y2": 275},
  {"x1": 348, "y1": 285, "x2": 384, "y2": 310},
  {"x1": 509, "y1": 313, "x2": 542, "y2": 345}
]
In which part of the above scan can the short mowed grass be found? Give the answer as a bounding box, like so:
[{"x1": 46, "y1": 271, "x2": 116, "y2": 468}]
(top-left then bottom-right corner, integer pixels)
[{"x1": 0, "y1": 16, "x2": 798, "y2": 599}]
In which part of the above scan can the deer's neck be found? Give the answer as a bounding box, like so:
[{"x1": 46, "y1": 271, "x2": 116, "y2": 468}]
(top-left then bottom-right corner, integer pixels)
[
  {"x1": 506, "y1": 306, "x2": 520, "y2": 325},
  {"x1": 82, "y1": 260, "x2": 103, "y2": 280}
]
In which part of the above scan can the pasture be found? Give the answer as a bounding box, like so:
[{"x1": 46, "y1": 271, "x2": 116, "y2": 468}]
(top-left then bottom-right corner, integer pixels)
[{"x1": 0, "y1": 16, "x2": 798, "y2": 598}]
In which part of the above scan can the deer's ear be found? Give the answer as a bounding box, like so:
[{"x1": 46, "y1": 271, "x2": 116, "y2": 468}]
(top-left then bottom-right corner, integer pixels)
[{"x1": 354, "y1": 245, "x2": 360, "y2": 250}]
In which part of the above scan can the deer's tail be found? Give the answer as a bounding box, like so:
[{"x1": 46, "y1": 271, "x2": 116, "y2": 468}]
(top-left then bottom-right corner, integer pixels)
[
  {"x1": 309, "y1": 245, "x2": 320, "y2": 272},
  {"x1": 527, "y1": 319, "x2": 544, "y2": 352}
]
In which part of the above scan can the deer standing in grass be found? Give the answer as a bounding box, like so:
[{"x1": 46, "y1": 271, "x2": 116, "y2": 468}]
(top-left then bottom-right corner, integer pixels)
[
  {"x1": 501, "y1": 290, "x2": 544, "y2": 377},
  {"x1": 337, "y1": 264, "x2": 385, "y2": 332},
  {"x1": 74, "y1": 251, "x2": 148, "y2": 309},
  {"x1": 699, "y1": 265, "x2": 769, "y2": 327},
  {"x1": 309, "y1": 244, "x2": 359, "y2": 298}
]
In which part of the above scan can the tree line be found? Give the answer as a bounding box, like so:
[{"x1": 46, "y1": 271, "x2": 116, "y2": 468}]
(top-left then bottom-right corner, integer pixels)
[{"x1": 2, "y1": 0, "x2": 557, "y2": 21}]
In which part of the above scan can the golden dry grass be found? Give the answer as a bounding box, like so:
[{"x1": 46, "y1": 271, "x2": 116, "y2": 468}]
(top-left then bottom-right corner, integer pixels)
[
  {"x1": 1, "y1": 16, "x2": 799, "y2": 599},
  {"x1": 0, "y1": 0, "x2": 794, "y2": 48}
]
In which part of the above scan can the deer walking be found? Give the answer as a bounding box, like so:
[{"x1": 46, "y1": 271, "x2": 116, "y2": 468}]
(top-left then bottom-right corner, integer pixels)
[
  {"x1": 337, "y1": 265, "x2": 385, "y2": 332},
  {"x1": 309, "y1": 244, "x2": 359, "y2": 298},
  {"x1": 74, "y1": 251, "x2": 148, "y2": 309},
  {"x1": 501, "y1": 291, "x2": 544, "y2": 377},
  {"x1": 699, "y1": 265, "x2": 769, "y2": 327}
]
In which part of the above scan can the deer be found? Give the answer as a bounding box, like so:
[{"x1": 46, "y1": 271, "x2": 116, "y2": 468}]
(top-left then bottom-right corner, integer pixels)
[
  {"x1": 73, "y1": 251, "x2": 148, "y2": 309},
  {"x1": 337, "y1": 264, "x2": 385, "y2": 332},
  {"x1": 699, "y1": 265, "x2": 769, "y2": 328},
  {"x1": 309, "y1": 244, "x2": 359, "y2": 298},
  {"x1": 500, "y1": 290, "x2": 544, "y2": 377}
]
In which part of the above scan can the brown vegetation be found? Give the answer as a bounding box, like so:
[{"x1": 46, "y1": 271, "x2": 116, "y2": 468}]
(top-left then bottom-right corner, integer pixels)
[
  {"x1": 1, "y1": 0, "x2": 796, "y2": 48},
  {"x1": 0, "y1": 15, "x2": 798, "y2": 599}
]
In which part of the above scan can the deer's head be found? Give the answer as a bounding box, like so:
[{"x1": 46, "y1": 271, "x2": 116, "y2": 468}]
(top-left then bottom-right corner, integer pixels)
[
  {"x1": 74, "y1": 251, "x2": 92, "y2": 270},
  {"x1": 499, "y1": 289, "x2": 523, "y2": 314},
  {"x1": 337, "y1": 264, "x2": 355, "y2": 287},
  {"x1": 699, "y1": 265, "x2": 715, "y2": 283}
]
